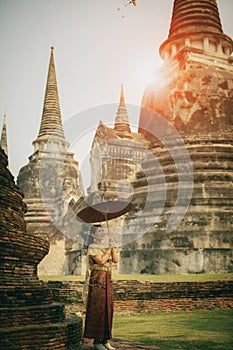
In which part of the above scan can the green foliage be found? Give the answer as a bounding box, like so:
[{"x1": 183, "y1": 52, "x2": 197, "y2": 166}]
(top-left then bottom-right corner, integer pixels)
[{"x1": 113, "y1": 309, "x2": 233, "y2": 350}]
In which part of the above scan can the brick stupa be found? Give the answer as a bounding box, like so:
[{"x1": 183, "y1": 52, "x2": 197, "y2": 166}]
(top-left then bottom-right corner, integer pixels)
[
  {"x1": 0, "y1": 146, "x2": 83, "y2": 349},
  {"x1": 120, "y1": 0, "x2": 233, "y2": 274},
  {"x1": 17, "y1": 47, "x2": 84, "y2": 275}
]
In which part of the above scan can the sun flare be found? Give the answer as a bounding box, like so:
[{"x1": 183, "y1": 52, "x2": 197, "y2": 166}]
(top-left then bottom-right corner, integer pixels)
[
  {"x1": 135, "y1": 57, "x2": 165, "y2": 93},
  {"x1": 151, "y1": 66, "x2": 168, "y2": 89}
]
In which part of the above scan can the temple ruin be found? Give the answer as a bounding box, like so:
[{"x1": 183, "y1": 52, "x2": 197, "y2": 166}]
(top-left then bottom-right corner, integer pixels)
[
  {"x1": 0, "y1": 145, "x2": 83, "y2": 349},
  {"x1": 17, "y1": 47, "x2": 84, "y2": 276},
  {"x1": 7, "y1": 0, "x2": 233, "y2": 277},
  {"x1": 88, "y1": 85, "x2": 147, "y2": 247},
  {"x1": 120, "y1": 0, "x2": 233, "y2": 274}
]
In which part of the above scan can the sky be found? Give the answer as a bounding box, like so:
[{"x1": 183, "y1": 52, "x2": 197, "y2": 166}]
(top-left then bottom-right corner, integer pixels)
[{"x1": 0, "y1": 0, "x2": 232, "y2": 192}]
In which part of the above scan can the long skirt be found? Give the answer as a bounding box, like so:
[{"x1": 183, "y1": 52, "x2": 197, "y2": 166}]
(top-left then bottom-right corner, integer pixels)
[{"x1": 83, "y1": 270, "x2": 114, "y2": 340}]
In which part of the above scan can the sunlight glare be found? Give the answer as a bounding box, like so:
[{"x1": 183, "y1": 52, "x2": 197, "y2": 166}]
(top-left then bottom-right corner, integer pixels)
[
  {"x1": 136, "y1": 62, "x2": 155, "y2": 89},
  {"x1": 150, "y1": 65, "x2": 168, "y2": 89},
  {"x1": 134, "y1": 57, "x2": 166, "y2": 95}
]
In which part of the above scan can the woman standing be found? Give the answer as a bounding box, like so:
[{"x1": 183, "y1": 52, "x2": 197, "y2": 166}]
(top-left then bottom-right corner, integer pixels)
[{"x1": 83, "y1": 224, "x2": 119, "y2": 350}]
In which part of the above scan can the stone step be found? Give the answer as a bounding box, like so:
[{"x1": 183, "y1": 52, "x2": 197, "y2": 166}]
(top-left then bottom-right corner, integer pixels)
[
  {"x1": 0, "y1": 302, "x2": 66, "y2": 327},
  {"x1": 0, "y1": 318, "x2": 82, "y2": 350}
]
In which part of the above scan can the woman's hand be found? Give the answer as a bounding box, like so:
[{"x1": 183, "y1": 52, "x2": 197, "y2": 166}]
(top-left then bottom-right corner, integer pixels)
[
  {"x1": 111, "y1": 247, "x2": 119, "y2": 264},
  {"x1": 109, "y1": 238, "x2": 115, "y2": 248},
  {"x1": 91, "y1": 249, "x2": 111, "y2": 265}
]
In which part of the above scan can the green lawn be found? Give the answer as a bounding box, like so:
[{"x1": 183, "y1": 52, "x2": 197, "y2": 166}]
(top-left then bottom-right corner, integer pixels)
[
  {"x1": 112, "y1": 273, "x2": 233, "y2": 282},
  {"x1": 39, "y1": 273, "x2": 233, "y2": 349},
  {"x1": 39, "y1": 272, "x2": 233, "y2": 282},
  {"x1": 113, "y1": 309, "x2": 233, "y2": 350}
]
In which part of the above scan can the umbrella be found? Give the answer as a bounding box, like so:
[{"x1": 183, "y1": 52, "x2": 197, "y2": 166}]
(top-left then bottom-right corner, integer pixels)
[
  {"x1": 75, "y1": 197, "x2": 132, "y2": 224},
  {"x1": 75, "y1": 196, "x2": 133, "y2": 248}
]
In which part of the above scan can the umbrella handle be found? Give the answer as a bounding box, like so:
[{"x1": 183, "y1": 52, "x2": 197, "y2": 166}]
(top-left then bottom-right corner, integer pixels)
[{"x1": 104, "y1": 212, "x2": 112, "y2": 248}]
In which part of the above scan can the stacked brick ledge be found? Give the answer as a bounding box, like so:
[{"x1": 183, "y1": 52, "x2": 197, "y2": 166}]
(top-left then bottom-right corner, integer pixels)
[{"x1": 0, "y1": 147, "x2": 83, "y2": 349}]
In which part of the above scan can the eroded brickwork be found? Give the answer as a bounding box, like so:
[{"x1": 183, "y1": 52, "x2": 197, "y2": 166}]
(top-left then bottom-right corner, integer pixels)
[
  {"x1": 122, "y1": 0, "x2": 233, "y2": 274},
  {"x1": 0, "y1": 147, "x2": 83, "y2": 349},
  {"x1": 46, "y1": 279, "x2": 233, "y2": 315},
  {"x1": 17, "y1": 47, "x2": 84, "y2": 276}
]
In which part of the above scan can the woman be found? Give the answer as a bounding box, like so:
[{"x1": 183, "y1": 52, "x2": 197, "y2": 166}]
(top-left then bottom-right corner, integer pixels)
[{"x1": 83, "y1": 224, "x2": 119, "y2": 350}]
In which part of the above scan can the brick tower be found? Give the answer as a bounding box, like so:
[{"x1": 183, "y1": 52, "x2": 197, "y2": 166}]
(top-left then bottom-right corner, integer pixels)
[
  {"x1": 121, "y1": 0, "x2": 233, "y2": 274},
  {"x1": 17, "y1": 47, "x2": 84, "y2": 275},
  {"x1": 0, "y1": 145, "x2": 83, "y2": 349}
]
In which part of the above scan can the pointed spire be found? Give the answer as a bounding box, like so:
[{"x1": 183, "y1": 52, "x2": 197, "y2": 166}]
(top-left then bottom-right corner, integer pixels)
[
  {"x1": 120, "y1": 83, "x2": 125, "y2": 104},
  {"x1": 37, "y1": 46, "x2": 65, "y2": 140},
  {"x1": 1, "y1": 114, "x2": 8, "y2": 156},
  {"x1": 114, "y1": 84, "x2": 131, "y2": 133},
  {"x1": 160, "y1": 0, "x2": 233, "y2": 60}
]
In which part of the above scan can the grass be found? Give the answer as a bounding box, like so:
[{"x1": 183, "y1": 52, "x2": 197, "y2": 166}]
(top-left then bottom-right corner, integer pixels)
[
  {"x1": 112, "y1": 309, "x2": 233, "y2": 350},
  {"x1": 39, "y1": 272, "x2": 233, "y2": 282},
  {"x1": 113, "y1": 273, "x2": 233, "y2": 282},
  {"x1": 39, "y1": 273, "x2": 233, "y2": 348}
]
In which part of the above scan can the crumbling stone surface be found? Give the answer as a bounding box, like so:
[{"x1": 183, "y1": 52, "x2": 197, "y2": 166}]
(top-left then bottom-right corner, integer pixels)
[
  {"x1": 126, "y1": 48, "x2": 233, "y2": 275},
  {"x1": 47, "y1": 279, "x2": 233, "y2": 315},
  {"x1": 0, "y1": 146, "x2": 83, "y2": 349},
  {"x1": 121, "y1": 131, "x2": 233, "y2": 274},
  {"x1": 16, "y1": 47, "x2": 84, "y2": 276}
]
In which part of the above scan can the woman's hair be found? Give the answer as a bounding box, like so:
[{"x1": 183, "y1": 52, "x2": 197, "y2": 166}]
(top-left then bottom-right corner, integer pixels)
[{"x1": 86, "y1": 224, "x2": 102, "y2": 246}]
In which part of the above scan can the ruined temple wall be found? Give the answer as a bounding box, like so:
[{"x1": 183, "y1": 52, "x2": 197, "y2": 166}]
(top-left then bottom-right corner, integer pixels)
[
  {"x1": 122, "y1": 48, "x2": 233, "y2": 275},
  {"x1": 46, "y1": 279, "x2": 233, "y2": 315},
  {"x1": 120, "y1": 135, "x2": 233, "y2": 274},
  {"x1": 120, "y1": 248, "x2": 233, "y2": 275},
  {"x1": 139, "y1": 49, "x2": 233, "y2": 135},
  {"x1": 17, "y1": 152, "x2": 84, "y2": 275}
]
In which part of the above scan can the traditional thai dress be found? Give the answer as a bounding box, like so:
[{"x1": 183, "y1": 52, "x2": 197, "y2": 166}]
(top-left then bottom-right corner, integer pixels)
[{"x1": 83, "y1": 243, "x2": 114, "y2": 341}]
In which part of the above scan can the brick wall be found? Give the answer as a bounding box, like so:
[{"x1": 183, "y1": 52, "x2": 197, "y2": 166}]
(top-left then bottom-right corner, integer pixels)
[{"x1": 46, "y1": 279, "x2": 233, "y2": 314}]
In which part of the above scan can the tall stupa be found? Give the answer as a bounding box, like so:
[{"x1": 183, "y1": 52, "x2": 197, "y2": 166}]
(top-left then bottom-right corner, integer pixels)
[
  {"x1": 17, "y1": 47, "x2": 84, "y2": 275},
  {"x1": 121, "y1": 0, "x2": 233, "y2": 274}
]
